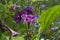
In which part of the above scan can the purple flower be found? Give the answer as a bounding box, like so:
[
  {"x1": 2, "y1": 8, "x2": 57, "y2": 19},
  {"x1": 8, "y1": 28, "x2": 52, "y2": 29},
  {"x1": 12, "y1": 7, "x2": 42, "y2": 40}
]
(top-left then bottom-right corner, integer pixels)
[
  {"x1": 22, "y1": 14, "x2": 35, "y2": 22},
  {"x1": 14, "y1": 10, "x2": 27, "y2": 23},
  {"x1": 35, "y1": 15, "x2": 39, "y2": 19},
  {"x1": 10, "y1": 4, "x2": 17, "y2": 10},
  {"x1": 24, "y1": 6, "x2": 33, "y2": 14},
  {"x1": 14, "y1": 6, "x2": 36, "y2": 23},
  {"x1": 10, "y1": 4, "x2": 21, "y2": 10}
]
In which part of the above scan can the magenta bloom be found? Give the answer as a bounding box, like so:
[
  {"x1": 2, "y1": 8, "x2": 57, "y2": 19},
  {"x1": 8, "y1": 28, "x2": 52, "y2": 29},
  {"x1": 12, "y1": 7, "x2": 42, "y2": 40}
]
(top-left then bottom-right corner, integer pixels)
[{"x1": 22, "y1": 14, "x2": 35, "y2": 22}]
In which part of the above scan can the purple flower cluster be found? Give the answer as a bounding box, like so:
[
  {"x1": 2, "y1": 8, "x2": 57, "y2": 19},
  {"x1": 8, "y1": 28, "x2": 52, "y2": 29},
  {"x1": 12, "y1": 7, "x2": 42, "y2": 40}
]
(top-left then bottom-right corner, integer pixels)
[
  {"x1": 14, "y1": 10, "x2": 26, "y2": 23},
  {"x1": 14, "y1": 6, "x2": 36, "y2": 23}
]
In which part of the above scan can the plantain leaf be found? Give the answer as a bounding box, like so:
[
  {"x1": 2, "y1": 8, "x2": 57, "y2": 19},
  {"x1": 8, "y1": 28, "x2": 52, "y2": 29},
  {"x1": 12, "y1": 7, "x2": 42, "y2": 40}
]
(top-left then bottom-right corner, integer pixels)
[{"x1": 38, "y1": 5, "x2": 60, "y2": 33}]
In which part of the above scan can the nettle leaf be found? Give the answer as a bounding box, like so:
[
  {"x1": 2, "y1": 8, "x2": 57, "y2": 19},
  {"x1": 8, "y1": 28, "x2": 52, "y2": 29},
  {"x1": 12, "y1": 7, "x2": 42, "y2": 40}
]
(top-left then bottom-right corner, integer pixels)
[{"x1": 38, "y1": 5, "x2": 60, "y2": 33}]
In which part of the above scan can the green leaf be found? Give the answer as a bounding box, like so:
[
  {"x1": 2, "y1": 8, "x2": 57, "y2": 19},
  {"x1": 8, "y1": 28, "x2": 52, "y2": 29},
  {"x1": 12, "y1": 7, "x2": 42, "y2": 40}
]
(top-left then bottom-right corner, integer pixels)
[{"x1": 38, "y1": 5, "x2": 60, "y2": 33}]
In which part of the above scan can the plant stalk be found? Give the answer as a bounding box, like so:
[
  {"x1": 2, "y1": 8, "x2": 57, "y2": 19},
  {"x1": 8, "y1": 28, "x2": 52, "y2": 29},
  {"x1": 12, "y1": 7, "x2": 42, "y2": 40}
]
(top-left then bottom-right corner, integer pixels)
[{"x1": 26, "y1": 22, "x2": 31, "y2": 40}]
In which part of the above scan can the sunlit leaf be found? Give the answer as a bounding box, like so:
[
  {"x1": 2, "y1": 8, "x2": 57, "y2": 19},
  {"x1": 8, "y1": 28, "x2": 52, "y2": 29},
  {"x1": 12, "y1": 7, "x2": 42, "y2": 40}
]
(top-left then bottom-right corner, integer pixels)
[{"x1": 38, "y1": 5, "x2": 60, "y2": 33}]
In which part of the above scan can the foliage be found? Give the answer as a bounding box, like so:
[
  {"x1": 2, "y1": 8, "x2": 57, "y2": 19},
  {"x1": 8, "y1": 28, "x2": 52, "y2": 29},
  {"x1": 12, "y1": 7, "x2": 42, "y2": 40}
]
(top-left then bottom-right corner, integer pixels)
[
  {"x1": 0, "y1": 0, "x2": 60, "y2": 40},
  {"x1": 39, "y1": 5, "x2": 60, "y2": 33},
  {"x1": 38, "y1": 5, "x2": 60, "y2": 39}
]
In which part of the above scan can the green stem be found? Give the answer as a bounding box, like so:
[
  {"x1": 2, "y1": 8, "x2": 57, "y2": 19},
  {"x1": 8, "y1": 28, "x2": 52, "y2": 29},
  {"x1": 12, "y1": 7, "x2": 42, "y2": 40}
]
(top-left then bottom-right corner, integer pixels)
[
  {"x1": 26, "y1": 22, "x2": 31, "y2": 40},
  {"x1": 9, "y1": 33, "x2": 12, "y2": 40}
]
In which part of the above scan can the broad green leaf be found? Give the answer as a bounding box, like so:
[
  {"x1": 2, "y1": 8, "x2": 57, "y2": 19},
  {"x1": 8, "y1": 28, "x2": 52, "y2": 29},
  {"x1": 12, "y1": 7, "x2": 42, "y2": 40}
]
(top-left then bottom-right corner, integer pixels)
[{"x1": 38, "y1": 5, "x2": 60, "y2": 33}]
